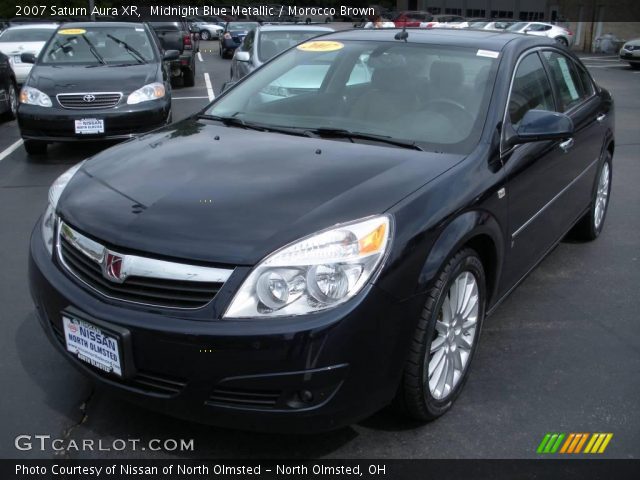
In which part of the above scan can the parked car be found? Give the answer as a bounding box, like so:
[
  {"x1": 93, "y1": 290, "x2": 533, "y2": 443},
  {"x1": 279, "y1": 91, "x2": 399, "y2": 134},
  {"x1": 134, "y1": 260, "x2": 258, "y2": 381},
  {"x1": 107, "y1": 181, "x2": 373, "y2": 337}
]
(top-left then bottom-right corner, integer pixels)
[
  {"x1": 420, "y1": 14, "x2": 467, "y2": 28},
  {"x1": 219, "y1": 21, "x2": 259, "y2": 59},
  {"x1": 230, "y1": 25, "x2": 332, "y2": 81},
  {"x1": 29, "y1": 29, "x2": 614, "y2": 433},
  {"x1": 507, "y1": 21, "x2": 574, "y2": 46},
  {"x1": 393, "y1": 11, "x2": 433, "y2": 28},
  {"x1": 468, "y1": 20, "x2": 516, "y2": 31},
  {"x1": 0, "y1": 24, "x2": 57, "y2": 84},
  {"x1": 148, "y1": 20, "x2": 199, "y2": 86},
  {"x1": 17, "y1": 22, "x2": 176, "y2": 155},
  {"x1": 619, "y1": 38, "x2": 640, "y2": 69},
  {"x1": 0, "y1": 50, "x2": 18, "y2": 120},
  {"x1": 189, "y1": 17, "x2": 225, "y2": 41}
]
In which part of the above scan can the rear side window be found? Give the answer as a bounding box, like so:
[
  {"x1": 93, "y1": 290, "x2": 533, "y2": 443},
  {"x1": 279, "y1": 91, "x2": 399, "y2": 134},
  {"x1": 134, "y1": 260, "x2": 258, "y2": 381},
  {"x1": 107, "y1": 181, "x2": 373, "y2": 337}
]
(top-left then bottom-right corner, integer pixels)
[
  {"x1": 508, "y1": 52, "x2": 554, "y2": 127},
  {"x1": 542, "y1": 51, "x2": 589, "y2": 111}
]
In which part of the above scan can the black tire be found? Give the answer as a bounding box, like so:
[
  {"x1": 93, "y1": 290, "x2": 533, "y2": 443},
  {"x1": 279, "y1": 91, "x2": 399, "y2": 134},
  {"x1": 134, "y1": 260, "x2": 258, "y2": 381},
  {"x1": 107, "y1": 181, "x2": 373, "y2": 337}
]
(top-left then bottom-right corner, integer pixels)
[
  {"x1": 183, "y1": 66, "x2": 195, "y2": 87},
  {"x1": 305, "y1": 18, "x2": 311, "y2": 25},
  {"x1": 630, "y1": 63, "x2": 640, "y2": 70},
  {"x1": 2, "y1": 80, "x2": 17, "y2": 121},
  {"x1": 219, "y1": 45, "x2": 223, "y2": 57},
  {"x1": 572, "y1": 151, "x2": 612, "y2": 241},
  {"x1": 395, "y1": 248, "x2": 486, "y2": 421},
  {"x1": 24, "y1": 139, "x2": 47, "y2": 155},
  {"x1": 556, "y1": 36, "x2": 569, "y2": 46},
  {"x1": 200, "y1": 30, "x2": 210, "y2": 41}
]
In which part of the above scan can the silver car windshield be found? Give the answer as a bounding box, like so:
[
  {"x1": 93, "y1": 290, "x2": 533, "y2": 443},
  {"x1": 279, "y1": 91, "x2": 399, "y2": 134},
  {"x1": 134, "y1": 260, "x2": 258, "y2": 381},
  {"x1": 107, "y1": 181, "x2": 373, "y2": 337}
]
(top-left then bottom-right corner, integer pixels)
[{"x1": 207, "y1": 40, "x2": 499, "y2": 154}]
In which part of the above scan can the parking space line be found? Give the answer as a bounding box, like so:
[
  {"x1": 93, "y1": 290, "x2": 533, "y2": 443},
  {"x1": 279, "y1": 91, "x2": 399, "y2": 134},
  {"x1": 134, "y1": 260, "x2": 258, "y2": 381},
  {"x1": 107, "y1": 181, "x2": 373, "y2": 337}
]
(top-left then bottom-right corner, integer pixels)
[
  {"x1": 173, "y1": 96, "x2": 210, "y2": 100},
  {"x1": 0, "y1": 139, "x2": 23, "y2": 163},
  {"x1": 204, "y1": 73, "x2": 215, "y2": 101},
  {"x1": 585, "y1": 64, "x2": 628, "y2": 69},
  {"x1": 580, "y1": 56, "x2": 618, "y2": 60},
  {"x1": 197, "y1": 52, "x2": 203, "y2": 62}
]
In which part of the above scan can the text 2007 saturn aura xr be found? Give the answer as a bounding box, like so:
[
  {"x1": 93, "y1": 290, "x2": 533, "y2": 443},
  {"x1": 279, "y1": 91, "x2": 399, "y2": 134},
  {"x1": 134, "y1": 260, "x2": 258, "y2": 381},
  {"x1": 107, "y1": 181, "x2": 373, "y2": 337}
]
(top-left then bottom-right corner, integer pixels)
[{"x1": 29, "y1": 29, "x2": 614, "y2": 432}]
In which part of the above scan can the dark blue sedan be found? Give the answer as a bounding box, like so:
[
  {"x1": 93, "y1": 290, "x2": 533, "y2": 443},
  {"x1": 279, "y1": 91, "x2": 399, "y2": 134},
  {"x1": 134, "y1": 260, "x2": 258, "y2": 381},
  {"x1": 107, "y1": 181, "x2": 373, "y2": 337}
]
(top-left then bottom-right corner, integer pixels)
[{"x1": 219, "y1": 21, "x2": 259, "y2": 59}]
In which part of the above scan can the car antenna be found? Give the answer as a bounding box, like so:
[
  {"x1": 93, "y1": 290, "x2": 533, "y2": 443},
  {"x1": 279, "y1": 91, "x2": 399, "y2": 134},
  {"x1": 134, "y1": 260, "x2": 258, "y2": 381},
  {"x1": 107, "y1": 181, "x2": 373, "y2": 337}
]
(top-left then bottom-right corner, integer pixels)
[{"x1": 395, "y1": 25, "x2": 408, "y2": 42}]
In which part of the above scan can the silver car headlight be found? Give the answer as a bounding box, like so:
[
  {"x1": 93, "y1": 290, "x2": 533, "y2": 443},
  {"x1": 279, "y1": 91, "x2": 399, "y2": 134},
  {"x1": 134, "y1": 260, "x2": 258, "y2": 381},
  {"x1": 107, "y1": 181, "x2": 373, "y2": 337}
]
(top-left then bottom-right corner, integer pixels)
[
  {"x1": 41, "y1": 162, "x2": 85, "y2": 254},
  {"x1": 20, "y1": 86, "x2": 52, "y2": 107},
  {"x1": 127, "y1": 82, "x2": 166, "y2": 105},
  {"x1": 224, "y1": 215, "x2": 392, "y2": 318}
]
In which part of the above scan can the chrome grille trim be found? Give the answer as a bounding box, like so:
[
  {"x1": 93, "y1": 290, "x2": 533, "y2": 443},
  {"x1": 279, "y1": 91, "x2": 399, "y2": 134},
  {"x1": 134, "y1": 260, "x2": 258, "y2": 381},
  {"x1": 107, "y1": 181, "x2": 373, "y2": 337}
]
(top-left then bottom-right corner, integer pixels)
[
  {"x1": 56, "y1": 92, "x2": 123, "y2": 109},
  {"x1": 56, "y1": 220, "x2": 234, "y2": 309}
]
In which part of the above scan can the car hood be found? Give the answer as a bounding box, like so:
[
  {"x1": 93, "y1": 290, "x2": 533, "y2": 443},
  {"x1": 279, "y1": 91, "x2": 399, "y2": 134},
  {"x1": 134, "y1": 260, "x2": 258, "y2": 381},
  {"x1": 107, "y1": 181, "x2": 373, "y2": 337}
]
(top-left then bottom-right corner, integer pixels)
[
  {"x1": 58, "y1": 119, "x2": 463, "y2": 266},
  {"x1": 27, "y1": 63, "x2": 160, "y2": 95},
  {"x1": 0, "y1": 41, "x2": 47, "y2": 55}
]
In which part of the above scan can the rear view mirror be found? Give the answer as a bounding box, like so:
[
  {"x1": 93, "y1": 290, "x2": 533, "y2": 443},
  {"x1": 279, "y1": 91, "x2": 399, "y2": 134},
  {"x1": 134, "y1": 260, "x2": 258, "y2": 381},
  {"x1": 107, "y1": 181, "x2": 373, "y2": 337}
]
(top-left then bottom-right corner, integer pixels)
[
  {"x1": 163, "y1": 50, "x2": 180, "y2": 61},
  {"x1": 235, "y1": 51, "x2": 250, "y2": 62},
  {"x1": 505, "y1": 110, "x2": 574, "y2": 147},
  {"x1": 20, "y1": 52, "x2": 36, "y2": 64}
]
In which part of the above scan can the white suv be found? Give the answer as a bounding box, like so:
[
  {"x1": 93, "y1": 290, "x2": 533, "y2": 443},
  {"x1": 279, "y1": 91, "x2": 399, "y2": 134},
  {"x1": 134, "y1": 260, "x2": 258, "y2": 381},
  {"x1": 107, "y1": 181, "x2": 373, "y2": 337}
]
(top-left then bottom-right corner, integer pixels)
[{"x1": 507, "y1": 22, "x2": 574, "y2": 46}]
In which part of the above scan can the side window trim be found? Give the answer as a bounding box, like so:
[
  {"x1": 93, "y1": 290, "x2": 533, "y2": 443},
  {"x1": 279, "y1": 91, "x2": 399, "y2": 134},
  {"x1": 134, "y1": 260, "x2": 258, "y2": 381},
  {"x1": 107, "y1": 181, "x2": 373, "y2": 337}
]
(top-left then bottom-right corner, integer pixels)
[{"x1": 540, "y1": 48, "x2": 595, "y2": 115}]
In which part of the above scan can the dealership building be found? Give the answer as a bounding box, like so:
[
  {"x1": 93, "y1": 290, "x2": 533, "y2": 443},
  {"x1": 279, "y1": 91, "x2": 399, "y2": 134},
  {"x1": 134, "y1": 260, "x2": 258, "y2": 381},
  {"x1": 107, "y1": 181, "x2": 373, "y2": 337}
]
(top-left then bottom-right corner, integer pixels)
[{"x1": 394, "y1": 0, "x2": 640, "y2": 51}]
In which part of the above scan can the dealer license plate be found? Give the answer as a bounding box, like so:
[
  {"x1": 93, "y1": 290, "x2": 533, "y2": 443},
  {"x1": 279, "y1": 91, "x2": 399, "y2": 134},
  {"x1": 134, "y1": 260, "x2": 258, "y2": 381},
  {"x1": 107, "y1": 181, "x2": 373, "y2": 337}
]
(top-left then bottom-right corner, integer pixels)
[
  {"x1": 62, "y1": 316, "x2": 122, "y2": 376},
  {"x1": 74, "y1": 118, "x2": 104, "y2": 135}
]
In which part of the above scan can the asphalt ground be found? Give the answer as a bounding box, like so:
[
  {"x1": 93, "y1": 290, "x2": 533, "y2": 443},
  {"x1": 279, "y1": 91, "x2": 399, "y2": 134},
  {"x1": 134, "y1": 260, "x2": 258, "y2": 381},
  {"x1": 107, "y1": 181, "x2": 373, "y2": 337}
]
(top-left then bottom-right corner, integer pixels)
[{"x1": 0, "y1": 39, "x2": 638, "y2": 459}]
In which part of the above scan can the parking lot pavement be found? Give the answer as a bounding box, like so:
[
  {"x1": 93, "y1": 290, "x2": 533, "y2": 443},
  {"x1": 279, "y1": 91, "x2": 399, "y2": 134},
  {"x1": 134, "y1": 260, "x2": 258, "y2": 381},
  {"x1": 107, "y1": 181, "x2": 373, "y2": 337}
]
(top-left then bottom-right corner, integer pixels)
[{"x1": 0, "y1": 43, "x2": 639, "y2": 460}]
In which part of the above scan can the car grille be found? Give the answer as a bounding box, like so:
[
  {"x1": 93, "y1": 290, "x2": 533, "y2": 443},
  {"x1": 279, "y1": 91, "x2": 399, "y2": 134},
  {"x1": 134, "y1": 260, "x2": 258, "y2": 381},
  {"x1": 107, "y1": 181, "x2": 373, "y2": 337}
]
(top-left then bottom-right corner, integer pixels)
[
  {"x1": 57, "y1": 222, "x2": 232, "y2": 309},
  {"x1": 50, "y1": 321, "x2": 187, "y2": 396},
  {"x1": 206, "y1": 387, "x2": 282, "y2": 409},
  {"x1": 57, "y1": 92, "x2": 122, "y2": 109}
]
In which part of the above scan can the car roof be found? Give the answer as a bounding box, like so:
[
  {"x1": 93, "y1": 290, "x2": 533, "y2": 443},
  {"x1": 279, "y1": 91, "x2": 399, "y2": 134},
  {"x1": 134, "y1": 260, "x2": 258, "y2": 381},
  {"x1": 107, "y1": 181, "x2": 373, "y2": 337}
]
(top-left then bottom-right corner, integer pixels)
[
  {"x1": 257, "y1": 25, "x2": 333, "y2": 32},
  {"x1": 324, "y1": 27, "x2": 553, "y2": 51},
  {"x1": 4, "y1": 23, "x2": 58, "y2": 30}
]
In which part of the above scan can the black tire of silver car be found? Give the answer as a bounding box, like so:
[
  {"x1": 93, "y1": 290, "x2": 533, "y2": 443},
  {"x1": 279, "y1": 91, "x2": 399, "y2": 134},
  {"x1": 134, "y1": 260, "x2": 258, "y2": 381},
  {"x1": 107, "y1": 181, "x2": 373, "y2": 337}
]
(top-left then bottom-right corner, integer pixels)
[
  {"x1": 24, "y1": 140, "x2": 47, "y2": 155},
  {"x1": 3, "y1": 81, "x2": 18, "y2": 120},
  {"x1": 556, "y1": 37, "x2": 569, "y2": 46},
  {"x1": 630, "y1": 63, "x2": 640, "y2": 70},
  {"x1": 396, "y1": 248, "x2": 486, "y2": 421},
  {"x1": 573, "y1": 151, "x2": 612, "y2": 241},
  {"x1": 200, "y1": 30, "x2": 210, "y2": 41}
]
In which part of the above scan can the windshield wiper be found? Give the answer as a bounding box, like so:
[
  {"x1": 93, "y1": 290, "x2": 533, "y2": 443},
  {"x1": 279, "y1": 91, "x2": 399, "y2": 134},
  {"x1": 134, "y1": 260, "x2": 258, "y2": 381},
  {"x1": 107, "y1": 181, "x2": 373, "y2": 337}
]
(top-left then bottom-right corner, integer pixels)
[
  {"x1": 304, "y1": 128, "x2": 423, "y2": 151},
  {"x1": 198, "y1": 114, "x2": 308, "y2": 136},
  {"x1": 106, "y1": 34, "x2": 147, "y2": 64},
  {"x1": 80, "y1": 35, "x2": 106, "y2": 65}
]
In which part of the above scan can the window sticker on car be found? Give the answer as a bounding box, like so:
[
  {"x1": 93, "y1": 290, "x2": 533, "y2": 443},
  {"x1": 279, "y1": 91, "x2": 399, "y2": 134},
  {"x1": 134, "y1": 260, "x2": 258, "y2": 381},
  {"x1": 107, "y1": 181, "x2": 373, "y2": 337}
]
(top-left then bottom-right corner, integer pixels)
[
  {"x1": 477, "y1": 49, "x2": 499, "y2": 58},
  {"x1": 58, "y1": 28, "x2": 87, "y2": 35},
  {"x1": 557, "y1": 56, "x2": 580, "y2": 100},
  {"x1": 297, "y1": 41, "x2": 344, "y2": 53}
]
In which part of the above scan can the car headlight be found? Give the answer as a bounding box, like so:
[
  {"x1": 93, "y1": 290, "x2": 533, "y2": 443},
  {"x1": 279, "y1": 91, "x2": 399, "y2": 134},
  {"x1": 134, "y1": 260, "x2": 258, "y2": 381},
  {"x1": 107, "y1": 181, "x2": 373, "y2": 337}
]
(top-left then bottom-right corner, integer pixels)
[
  {"x1": 127, "y1": 82, "x2": 165, "y2": 105},
  {"x1": 41, "y1": 162, "x2": 85, "y2": 254},
  {"x1": 224, "y1": 215, "x2": 392, "y2": 318},
  {"x1": 20, "y1": 86, "x2": 52, "y2": 107}
]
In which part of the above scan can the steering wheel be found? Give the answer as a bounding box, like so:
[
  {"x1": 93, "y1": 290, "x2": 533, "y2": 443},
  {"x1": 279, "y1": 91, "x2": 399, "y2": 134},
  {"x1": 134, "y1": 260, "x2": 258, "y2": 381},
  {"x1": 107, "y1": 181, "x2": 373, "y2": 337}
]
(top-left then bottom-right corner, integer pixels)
[{"x1": 422, "y1": 98, "x2": 473, "y2": 127}]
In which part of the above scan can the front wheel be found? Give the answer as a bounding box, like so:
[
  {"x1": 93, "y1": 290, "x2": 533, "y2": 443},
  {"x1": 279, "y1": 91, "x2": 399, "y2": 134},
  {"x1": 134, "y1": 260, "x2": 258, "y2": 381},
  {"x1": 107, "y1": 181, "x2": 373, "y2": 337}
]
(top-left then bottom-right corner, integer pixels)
[
  {"x1": 556, "y1": 36, "x2": 569, "y2": 46},
  {"x1": 395, "y1": 248, "x2": 486, "y2": 421},
  {"x1": 630, "y1": 63, "x2": 640, "y2": 70},
  {"x1": 200, "y1": 30, "x2": 210, "y2": 41},
  {"x1": 572, "y1": 152, "x2": 612, "y2": 240},
  {"x1": 24, "y1": 139, "x2": 47, "y2": 155},
  {"x1": 2, "y1": 81, "x2": 18, "y2": 120}
]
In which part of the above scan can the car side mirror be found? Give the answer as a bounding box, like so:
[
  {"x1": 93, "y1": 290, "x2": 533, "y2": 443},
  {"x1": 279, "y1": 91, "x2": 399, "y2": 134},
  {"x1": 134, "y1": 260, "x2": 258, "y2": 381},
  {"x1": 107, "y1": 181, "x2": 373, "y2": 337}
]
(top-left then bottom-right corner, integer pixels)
[
  {"x1": 221, "y1": 81, "x2": 237, "y2": 93},
  {"x1": 20, "y1": 52, "x2": 36, "y2": 64},
  {"x1": 163, "y1": 50, "x2": 180, "y2": 61},
  {"x1": 505, "y1": 110, "x2": 574, "y2": 147},
  {"x1": 235, "y1": 51, "x2": 250, "y2": 62}
]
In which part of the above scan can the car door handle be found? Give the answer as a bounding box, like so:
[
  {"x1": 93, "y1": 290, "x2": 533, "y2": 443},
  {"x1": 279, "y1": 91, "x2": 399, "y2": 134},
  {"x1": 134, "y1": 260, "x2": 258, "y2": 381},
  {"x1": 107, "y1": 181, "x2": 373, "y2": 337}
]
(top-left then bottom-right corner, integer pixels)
[
  {"x1": 596, "y1": 113, "x2": 607, "y2": 123},
  {"x1": 559, "y1": 138, "x2": 575, "y2": 153}
]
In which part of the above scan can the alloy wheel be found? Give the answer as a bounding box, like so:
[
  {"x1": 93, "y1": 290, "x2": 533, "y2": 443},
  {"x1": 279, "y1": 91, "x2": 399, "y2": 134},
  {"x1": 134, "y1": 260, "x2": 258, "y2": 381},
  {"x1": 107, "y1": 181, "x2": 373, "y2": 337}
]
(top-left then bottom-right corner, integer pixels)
[
  {"x1": 9, "y1": 84, "x2": 17, "y2": 116},
  {"x1": 594, "y1": 162, "x2": 610, "y2": 230},
  {"x1": 426, "y1": 271, "x2": 479, "y2": 400}
]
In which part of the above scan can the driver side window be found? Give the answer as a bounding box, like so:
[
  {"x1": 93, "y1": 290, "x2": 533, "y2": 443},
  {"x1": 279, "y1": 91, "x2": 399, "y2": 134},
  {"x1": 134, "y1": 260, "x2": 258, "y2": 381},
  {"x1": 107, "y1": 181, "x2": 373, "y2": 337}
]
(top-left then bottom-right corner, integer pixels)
[{"x1": 508, "y1": 52, "x2": 555, "y2": 127}]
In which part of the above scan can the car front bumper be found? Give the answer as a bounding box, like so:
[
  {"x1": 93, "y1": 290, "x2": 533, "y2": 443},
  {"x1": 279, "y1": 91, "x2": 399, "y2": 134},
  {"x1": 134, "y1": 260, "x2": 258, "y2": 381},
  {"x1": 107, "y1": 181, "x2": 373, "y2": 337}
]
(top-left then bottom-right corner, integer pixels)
[
  {"x1": 29, "y1": 219, "x2": 423, "y2": 433},
  {"x1": 17, "y1": 97, "x2": 171, "y2": 142},
  {"x1": 620, "y1": 48, "x2": 640, "y2": 62}
]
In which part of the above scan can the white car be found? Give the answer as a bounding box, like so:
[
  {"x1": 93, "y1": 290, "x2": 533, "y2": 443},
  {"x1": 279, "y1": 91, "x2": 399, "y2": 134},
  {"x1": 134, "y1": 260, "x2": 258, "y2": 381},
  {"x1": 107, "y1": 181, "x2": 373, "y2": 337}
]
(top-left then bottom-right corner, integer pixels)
[
  {"x1": 468, "y1": 20, "x2": 516, "y2": 31},
  {"x1": 507, "y1": 21, "x2": 574, "y2": 46},
  {"x1": 619, "y1": 38, "x2": 640, "y2": 69},
  {"x1": 0, "y1": 24, "x2": 57, "y2": 84},
  {"x1": 192, "y1": 21, "x2": 224, "y2": 41}
]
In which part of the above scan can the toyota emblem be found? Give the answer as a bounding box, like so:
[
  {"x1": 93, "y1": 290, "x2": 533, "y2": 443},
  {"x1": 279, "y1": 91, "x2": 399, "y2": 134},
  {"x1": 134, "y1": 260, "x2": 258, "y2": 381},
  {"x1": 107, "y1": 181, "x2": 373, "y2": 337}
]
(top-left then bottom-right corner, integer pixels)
[{"x1": 83, "y1": 94, "x2": 96, "y2": 103}]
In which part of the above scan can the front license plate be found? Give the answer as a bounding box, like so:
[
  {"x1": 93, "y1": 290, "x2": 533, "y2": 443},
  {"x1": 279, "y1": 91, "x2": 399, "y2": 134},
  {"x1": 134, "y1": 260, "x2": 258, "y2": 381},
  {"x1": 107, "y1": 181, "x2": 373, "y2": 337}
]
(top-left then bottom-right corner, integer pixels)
[
  {"x1": 74, "y1": 118, "x2": 104, "y2": 135},
  {"x1": 13, "y1": 55, "x2": 22, "y2": 64},
  {"x1": 63, "y1": 316, "x2": 122, "y2": 376}
]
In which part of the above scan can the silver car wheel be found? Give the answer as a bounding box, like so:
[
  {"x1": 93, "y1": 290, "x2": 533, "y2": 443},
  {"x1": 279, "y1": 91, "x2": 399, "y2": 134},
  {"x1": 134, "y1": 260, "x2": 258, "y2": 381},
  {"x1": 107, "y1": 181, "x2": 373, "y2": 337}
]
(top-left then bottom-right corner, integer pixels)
[
  {"x1": 426, "y1": 271, "x2": 479, "y2": 400},
  {"x1": 9, "y1": 83, "x2": 17, "y2": 116},
  {"x1": 594, "y1": 162, "x2": 610, "y2": 230}
]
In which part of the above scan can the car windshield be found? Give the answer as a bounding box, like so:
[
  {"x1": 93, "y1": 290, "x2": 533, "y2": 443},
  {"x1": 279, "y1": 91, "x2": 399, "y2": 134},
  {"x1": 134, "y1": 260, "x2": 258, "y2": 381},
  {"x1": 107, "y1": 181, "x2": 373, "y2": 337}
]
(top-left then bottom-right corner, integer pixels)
[
  {"x1": 206, "y1": 40, "x2": 499, "y2": 154},
  {"x1": 41, "y1": 26, "x2": 155, "y2": 65},
  {"x1": 258, "y1": 30, "x2": 328, "y2": 63},
  {"x1": 507, "y1": 22, "x2": 529, "y2": 31},
  {"x1": 227, "y1": 23, "x2": 257, "y2": 31},
  {"x1": 0, "y1": 28, "x2": 54, "y2": 42}
]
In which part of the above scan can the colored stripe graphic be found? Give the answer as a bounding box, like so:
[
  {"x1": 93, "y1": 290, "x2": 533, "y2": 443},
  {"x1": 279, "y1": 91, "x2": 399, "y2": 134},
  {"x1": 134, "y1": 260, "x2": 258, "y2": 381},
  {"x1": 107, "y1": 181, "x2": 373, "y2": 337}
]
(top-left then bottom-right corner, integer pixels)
[{"x1": 539, "y1": 433, "x2": 613, "y2": 454}]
